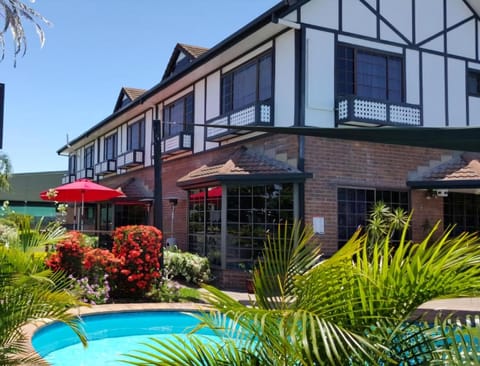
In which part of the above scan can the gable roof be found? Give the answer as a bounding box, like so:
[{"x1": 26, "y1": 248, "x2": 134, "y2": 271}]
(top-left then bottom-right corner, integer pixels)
[
  {"x1": 113, "y1": 87, "x2": 147, "y2": 113},
  {"x1": 162, "y1": 43, "x2": 209, "y2": 81},
  {"x1": 177, "y1": 146, "x2": 311, "y2": 188}
]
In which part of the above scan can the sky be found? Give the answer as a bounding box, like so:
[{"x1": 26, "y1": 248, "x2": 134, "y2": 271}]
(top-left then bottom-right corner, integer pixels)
[{"x1": 0, "y1": 0, "x2": 280, "y2": 173}]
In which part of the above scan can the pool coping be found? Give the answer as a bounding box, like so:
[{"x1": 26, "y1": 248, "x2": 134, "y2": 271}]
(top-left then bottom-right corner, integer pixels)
[
  {"x1": 24, "y1": 302, "x2": 211, "y2": 361},
  {"x1": 24, "y1": 296, "x2": 480, "y2": 362}
]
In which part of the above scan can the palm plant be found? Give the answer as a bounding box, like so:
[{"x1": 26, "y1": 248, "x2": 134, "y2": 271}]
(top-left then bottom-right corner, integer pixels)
[
  {"x1": 366, "y1": 200, "x2": 408, "y2": 254},
  {"x1": 0, "y1": 214, "x2": 86, "y2": 365},
  {"x1": 121, "y1": 220, "x2": 480, "y2": 365}
]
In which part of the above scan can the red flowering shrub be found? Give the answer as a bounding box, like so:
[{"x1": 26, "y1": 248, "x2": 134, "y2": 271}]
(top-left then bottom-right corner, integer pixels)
[
  {"x1": 83, "y1": 248, "x2": 120, "y2": 281},
  {"x1": 110, "y1": 225, "x2": 163, "y2": 299},
  {"x1": 45, "y1": 231, "x2": 87, "y2": 277}
]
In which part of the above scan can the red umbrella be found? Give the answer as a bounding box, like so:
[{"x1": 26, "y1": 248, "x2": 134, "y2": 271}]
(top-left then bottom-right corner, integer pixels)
[{"x1": 40, "y1": 179, "x2": 124, "y2": 230}]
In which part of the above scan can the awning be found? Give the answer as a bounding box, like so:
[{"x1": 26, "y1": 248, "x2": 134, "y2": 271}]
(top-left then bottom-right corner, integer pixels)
[
  {"x1": 190, "y1": 186, "x2": 222, "y2": 199},
  {"x1": 195, "y1": 124, "x2": 480, "y2": 152}
]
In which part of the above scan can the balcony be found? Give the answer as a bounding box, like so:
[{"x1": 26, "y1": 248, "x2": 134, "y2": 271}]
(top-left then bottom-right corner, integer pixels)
[
  {"x1": 117, "y1": 149, "x2": 144, "y2": 169},
  {"x1": 94, "y1": 159, "x2": 116, "y2": 176},
  {"x1": 77, "y1": 168, "x2": 94, "y2": 180},
  {"x1": 206, "y1": 100, "x2": 273, "y2": 142},
  {"x1": 61, "y1": 174, "x2": 76, "y2": 184},
  {"x1": 336, "y1": 96, "x2": 421, "y2": 127},
  {"x1": 157, "y1": 131, "x2": 193, "y2": 157}
]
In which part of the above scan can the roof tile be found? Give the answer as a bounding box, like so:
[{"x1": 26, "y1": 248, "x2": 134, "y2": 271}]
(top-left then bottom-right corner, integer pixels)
[
  {"x1": 178, "y1": 147, "x2": 301, "y2": 184},
  {"x1": 416, "y1": 153, "x2": 480, "y2": 182}
]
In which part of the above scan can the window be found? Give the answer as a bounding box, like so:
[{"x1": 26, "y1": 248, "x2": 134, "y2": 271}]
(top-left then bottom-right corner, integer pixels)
[
  {"x1": 104, "y1": 134, "x2": 117, "y2": 160},
  {"x1": 444, "y1": 193, "x2": 480, "y2": 236},
  {"x1": 163, "y1": 93, "x2": 194, "y2": 138},
  {"x1": 337, "y1": 187, "x2": 409, "y2": 248},
  {"x1": 84, "y1": 145, "x2": 94, "y2": 169},
  {"x1": 68, "y1": 155, "x2": 76, "y2": 175},
  {"x1": 127, "y1": 119, "x2": 145, "y2": 151},
  {"x1": 188, "y1": 183, "x2": 294, "y2": 269},
  {"x1": 221, "y1": 52, "x2": 272, "y2": 114},
  {"x1": 467, "y1": 70, "x2": 480, "y2": 96},
  {"x1": 336, "y1": 45, "x2": 403, "y2": 102}
]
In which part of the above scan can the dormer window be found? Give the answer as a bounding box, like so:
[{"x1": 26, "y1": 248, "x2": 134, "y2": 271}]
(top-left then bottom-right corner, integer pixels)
[
  {"x1": 119, "y1": 95, "x2": 130, "y2": 109},
  {"x1": 336, "y1": 44, "x2": 403, "y2": 103}
]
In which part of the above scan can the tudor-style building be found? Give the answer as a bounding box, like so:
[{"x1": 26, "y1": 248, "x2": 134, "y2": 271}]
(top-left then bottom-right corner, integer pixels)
[{"x1": 57, "y1": 0, "x2": 480, "y2": 288}]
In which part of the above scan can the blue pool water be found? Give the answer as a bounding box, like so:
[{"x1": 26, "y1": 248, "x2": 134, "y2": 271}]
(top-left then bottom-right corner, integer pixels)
[{"x1": 32, "y1": 310, "x2": 220, "y2": 366}]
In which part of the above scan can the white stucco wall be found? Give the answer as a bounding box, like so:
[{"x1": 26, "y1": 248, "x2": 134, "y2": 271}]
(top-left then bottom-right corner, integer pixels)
[
  {"x1": 422, "y1": 52, "x2": 446, "y2": 126},
  {"x1": 274, "y1": 30, "x2": 296, "y2": 127},
  {"x1": 342, "y1": 0, "x2": 377, "y2": 38},
  {"x1": 194, "y1": 79, "x2": 206, "y2": 153},
  {"x1": 405, "y1": 49, "x2": 420, "y2": 105},
  {"x1": 448, "y1": 58, "x2": 467, "y2": 127},
  {"x1": 304, "y1": 29, "x2": 335, "y2": 127},
  {"x1": 300, "y1": 0, "x2": 338, "y2": 30}
]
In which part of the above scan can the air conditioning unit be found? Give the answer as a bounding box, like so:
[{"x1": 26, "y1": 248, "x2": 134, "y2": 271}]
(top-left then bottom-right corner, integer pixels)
[{"x1": 435, "y1": 189, "x2": 448, "y2": 197}]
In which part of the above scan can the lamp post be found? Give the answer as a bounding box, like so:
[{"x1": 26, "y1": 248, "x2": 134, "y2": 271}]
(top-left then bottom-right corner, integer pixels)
[{"x1": 153, "y1": 120, "x2": 164, "y2": 271}]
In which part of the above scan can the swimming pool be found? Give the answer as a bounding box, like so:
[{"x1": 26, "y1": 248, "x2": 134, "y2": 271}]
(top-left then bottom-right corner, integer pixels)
[{"x1": 32, "y1": 310, "x2": 220, "y2": 366}]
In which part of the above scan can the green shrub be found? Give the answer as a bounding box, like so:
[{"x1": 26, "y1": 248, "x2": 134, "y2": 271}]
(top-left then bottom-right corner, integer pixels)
[
  {"x1": 164, "y1": 249, "x2": 211, "y2": 285},
  {"x1": 146, "y1": 280, "x2": 201, "y2": 303}
]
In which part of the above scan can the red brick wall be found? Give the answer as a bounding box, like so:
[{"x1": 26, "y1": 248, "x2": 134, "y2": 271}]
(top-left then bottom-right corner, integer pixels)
[
  {"x1": 102, "y1": 135, "x2": 452, "y2": 286},
  {"x1": 303, "y1": 137, "x2": 449, "y2": 256}
]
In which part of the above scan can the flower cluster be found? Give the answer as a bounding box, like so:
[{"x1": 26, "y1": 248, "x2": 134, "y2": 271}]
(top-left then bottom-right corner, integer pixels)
[
  {"x1": 69, "y1": 274, "x2": 110, "y2": 305},
  {"x1": 46, "y1": 226, "x2": 163, "y2": 302},
  {"x1": 110, "y1": 225, "x2": 163, "y2": 298},
  {"x1": 83, "y1": 248, "x2": 120, "y2": 279},
  {"x1": 45, "y1": 231, "x2": 86, "y2": 277}
]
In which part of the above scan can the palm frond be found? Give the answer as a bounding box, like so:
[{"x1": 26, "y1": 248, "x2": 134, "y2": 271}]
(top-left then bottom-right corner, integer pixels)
[
  {"x1": 0, "y1": 0, "x2": 51, "y2": 64},
  {"x1": 253, "y1": 221, "x2": 322, "y2": 310}
]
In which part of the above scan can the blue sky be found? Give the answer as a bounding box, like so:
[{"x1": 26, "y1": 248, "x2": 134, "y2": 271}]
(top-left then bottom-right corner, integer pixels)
[{"x1": 0, "y1": 0, "x2": 279, "y2": 173}]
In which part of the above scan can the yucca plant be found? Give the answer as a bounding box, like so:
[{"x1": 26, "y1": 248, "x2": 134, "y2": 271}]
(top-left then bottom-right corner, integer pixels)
[{"x1": 121, "y1": 219, "x2": 480, "y2": 365}]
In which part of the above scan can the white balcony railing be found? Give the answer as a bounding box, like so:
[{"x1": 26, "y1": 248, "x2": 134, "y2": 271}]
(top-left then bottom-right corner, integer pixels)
[
  {"x1": 336, "y1": 96, "x2": 421, "y2": 127},
  {"x1": 94, "y1": 159, "x2": 116, "y2": 175},
  {"x1": 117, "y1": 149, "x2": 144, "y2": 169},
  {"x1": 206, "y1": 100, "x2": 272, "y2": 141},
  {"x1": 62, "y1": 174, "x2": 76, "y2": 184},
  {"x1": 77, "y1": 168, "x2": 94, "y2": 180}
]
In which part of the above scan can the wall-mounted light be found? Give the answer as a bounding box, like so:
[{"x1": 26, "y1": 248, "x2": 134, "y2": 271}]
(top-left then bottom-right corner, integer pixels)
[{"x1": 425, "y1": 189, "x2": 436, "y2": 200}]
